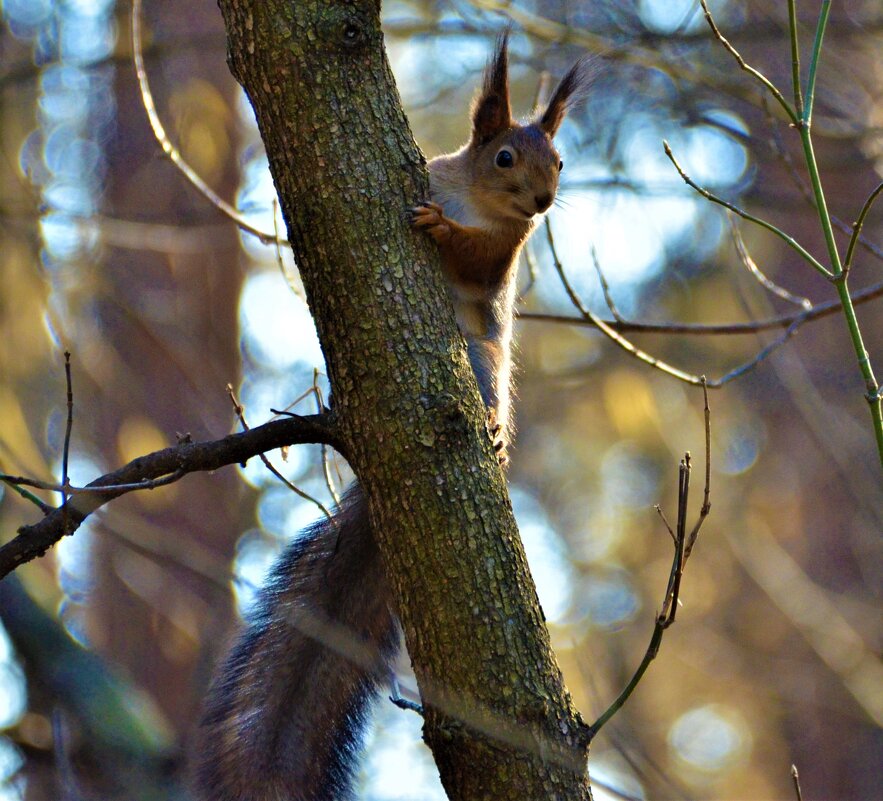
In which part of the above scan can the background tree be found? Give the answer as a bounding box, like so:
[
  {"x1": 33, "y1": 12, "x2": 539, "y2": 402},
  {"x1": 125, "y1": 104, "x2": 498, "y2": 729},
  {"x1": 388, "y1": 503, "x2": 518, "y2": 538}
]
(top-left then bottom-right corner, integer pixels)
[{"x1": 0, "y1": 1, "x2": 880, "y2": 800}]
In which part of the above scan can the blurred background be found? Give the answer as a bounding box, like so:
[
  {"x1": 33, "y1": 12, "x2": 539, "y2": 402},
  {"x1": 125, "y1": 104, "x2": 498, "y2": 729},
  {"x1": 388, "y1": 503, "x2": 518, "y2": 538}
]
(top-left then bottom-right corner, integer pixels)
[{"x1": 0, "y1": 0, "x2": 881, "y2": 799}]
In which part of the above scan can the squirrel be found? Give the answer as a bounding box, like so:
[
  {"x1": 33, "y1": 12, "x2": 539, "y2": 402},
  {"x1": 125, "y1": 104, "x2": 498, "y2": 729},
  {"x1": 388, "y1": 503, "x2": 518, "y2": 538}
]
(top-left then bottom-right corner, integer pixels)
[{"x1": 194, "y1": 33, "x2": 587, "y2": 801}]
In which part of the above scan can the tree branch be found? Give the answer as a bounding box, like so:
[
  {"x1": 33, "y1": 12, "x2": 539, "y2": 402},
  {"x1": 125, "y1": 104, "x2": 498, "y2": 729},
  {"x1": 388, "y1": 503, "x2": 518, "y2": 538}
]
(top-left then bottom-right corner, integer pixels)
[
  {"x1": 0, "y1": 413, "x2": 339, "y2": 579},
  {"x1": 519, "y1": 279, "x2": 883, "y2": 335}
]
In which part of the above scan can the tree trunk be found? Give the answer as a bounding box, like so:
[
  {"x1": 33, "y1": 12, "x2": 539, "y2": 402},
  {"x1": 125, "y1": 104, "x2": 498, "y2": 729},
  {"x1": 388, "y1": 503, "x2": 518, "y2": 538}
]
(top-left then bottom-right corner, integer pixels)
[{"x1": 216, "y1": 1, "x2": 592, "y2": 798}]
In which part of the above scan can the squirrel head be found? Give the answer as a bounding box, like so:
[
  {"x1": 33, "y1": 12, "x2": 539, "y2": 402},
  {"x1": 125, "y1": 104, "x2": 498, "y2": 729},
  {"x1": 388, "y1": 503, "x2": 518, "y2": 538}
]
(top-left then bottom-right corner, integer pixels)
[{"x1": 467, "y1": 33, "x2": 589, "y2": 223}]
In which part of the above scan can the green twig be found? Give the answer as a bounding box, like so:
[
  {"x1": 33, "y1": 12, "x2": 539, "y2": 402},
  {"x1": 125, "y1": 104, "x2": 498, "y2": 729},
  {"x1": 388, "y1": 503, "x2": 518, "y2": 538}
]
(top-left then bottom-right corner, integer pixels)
[
  {"x1": 663, "y1": 141, "x2": 832, "y2": 279},
  {"x1": 803, "y1": 0, "x2": 831, "y2": 126},
  {"x1": 844, "y1": 181, "x2": 883, "y2": 277},
  {"x1": 790, "y1": 12, "x2": 883, "y2": 464},
  {"x1": 1, "y1": 478, "x2": 51, "y2": 514},
  {"x1": 787, "y1": 0, "x2": 804, "y2": 119},
  {"x1": 686, "y1": 0, "x2": 883, "y2": 465}
]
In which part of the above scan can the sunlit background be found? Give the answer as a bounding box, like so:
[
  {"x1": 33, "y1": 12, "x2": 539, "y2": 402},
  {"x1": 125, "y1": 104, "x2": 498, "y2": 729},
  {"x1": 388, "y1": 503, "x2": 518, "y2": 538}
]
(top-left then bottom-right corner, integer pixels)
[{"x1": 1, "y1": 0, "x2": 881, "y2": 799}]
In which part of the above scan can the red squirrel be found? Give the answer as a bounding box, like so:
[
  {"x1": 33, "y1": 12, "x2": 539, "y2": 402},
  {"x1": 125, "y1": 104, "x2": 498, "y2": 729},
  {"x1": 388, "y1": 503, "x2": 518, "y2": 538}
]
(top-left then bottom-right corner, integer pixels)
[
  {"x1": 412, "y1": 36, "x2": 583, "y2": 459},
  {"x1": 194, "y1": 34, "x2": 587, "y2": 801}
]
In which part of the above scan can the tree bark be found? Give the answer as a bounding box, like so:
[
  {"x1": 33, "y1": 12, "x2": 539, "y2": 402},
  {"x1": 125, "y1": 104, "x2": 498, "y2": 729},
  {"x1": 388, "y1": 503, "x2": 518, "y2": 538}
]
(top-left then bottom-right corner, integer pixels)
[{"x1": 216, "y1": 1, "x2": 592, "y2": 797}]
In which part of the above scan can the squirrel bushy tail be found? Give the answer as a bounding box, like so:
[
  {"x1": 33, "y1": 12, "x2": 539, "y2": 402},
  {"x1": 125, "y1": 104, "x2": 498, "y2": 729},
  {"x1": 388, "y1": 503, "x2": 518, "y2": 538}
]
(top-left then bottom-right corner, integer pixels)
[{"x1": 194, "y1": 486, "x2": 398, "y2": 801}]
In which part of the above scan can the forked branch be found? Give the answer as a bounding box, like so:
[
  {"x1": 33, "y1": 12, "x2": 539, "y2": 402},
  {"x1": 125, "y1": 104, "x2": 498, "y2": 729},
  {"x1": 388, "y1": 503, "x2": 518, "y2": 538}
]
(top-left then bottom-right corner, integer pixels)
[
  {"x1": 589, "y1": 382, "x2": 711, "y2": 737},
  {"x1": 0, "y1": 413, "x2": 341, "y2": 579}
]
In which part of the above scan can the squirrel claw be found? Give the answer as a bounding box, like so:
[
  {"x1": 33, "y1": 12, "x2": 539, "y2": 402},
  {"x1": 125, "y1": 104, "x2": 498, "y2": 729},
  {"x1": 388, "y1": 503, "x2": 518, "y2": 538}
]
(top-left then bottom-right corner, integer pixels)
[
  {"x1": 410, "y1": 202, "x2": 451, "y2": 242},
  {"x1": 485, "y1": 408, "x2": 509, "y2": 467}
]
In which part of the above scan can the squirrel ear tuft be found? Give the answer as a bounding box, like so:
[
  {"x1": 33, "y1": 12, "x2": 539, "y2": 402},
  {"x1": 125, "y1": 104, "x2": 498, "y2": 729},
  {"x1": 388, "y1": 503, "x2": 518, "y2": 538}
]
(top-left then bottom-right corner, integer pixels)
[
  {"x1": 539, "y1": 57, "x2": 593, "y2": 137},
  {"x1": 471, "y1": 31, "x2": 514, "y2": 144}
]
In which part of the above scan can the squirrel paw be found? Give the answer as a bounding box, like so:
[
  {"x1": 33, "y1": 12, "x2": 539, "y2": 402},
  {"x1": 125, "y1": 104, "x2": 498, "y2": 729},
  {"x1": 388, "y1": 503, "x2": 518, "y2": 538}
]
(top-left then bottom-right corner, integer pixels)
[
  {"x1": 485, "y1": 407, "x2": 509, "y2": 468},
  {"x1": 410, "y1": 201, "x2": 452, "y2": 243}
]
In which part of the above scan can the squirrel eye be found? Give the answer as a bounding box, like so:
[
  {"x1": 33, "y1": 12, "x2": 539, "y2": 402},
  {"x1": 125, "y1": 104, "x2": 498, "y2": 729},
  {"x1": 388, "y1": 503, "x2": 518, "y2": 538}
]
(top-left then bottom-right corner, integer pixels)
[
  {"x1": 495, "y1": 149, "x2": 514, "y2": 168},
  {"x1": 558, "y1": 160, "x2": 564, "y2": 172}
]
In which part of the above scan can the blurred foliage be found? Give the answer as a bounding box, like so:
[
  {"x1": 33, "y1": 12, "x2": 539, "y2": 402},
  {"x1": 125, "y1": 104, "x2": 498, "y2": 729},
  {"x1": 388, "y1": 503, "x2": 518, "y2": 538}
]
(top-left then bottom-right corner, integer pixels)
[{"x1": 0, "y1": 1, "x2": 881, "y2": 800}]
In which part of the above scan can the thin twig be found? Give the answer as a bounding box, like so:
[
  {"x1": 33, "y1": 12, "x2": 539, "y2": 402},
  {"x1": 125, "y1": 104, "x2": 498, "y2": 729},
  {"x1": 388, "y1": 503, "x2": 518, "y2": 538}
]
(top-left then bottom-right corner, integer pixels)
[
  {"x1": 273, "y1": 198, "x2": 305, "y2": 299},
  {"x1": 543, "y1": 220, "x2": 819, "y2": 389},
  {"x1": 518, "y1": 279, "x2": 883, "y2": 335},
  {"x1": 697, "y1": 0, "x2": 798, "y2": 125},
  {"x1": 686, "y1": 379, "x2": 711, "y2": 558},
  {"x1": 590, "y1": 459, "x2": 688, "y2": 735},
  {"x1": 518, "y1": 242, "x2": 539, "y2": 302},
  {"x1": 791, "y1": 764, "x2": 804, "y2": 801},
  {"x1": 761, "y1": 97, "x2": 883, "y2": 264},
  {"x1": 389, "y1": 677, "x2": 425, "y2": 716},
  {"x1": 803, "y1": 0, "x2": 831, "y2": 126},
  {"x1": 312, "y1": 369, "x2": 341, "y2": 506},
  {"x1": 61, "y1": 352, "x2": 73, "y2": 531},
  {"x1": 708, "y1": 313, "x2": 809, "y2": 387},
  {"x1": 544, "y1": 219, "x2": 705, "y2": 386},
  {"x1": 654, "y1": 505, "x2": 676, "y2": 543},
  {"x1": 132, "y1": 0, "x2": 285, "y2": 247},
  {"x1": 663, "y1": 141, "x2": 832, "y2": 279},
  {"x1": 0, "y1": 478, "x2": 51, "y2": 514},
  {"x1": 590, "y1": 394, "x2": 712, "y2": 738},
  {"x1": 590, "y1": 246, "x2": 626, "y2": 322},
  {"x1": 0, "y1": 471, "x2": 186, "y2": 495},
  {"x1": 844, "y1": 181, "x2": 883, "y2": 279},
  {"x1": 227, "y1": 385, "x2": 332, "y2": 520},
  {"x1": 787, "y1": 0, "x2": 804, "y2": 119},
  {"x1": 728, "y1": 215, "x2": 812, "y2": 309},
  {"x1": 665, "y1": 455, "x2": 690, "y2": 627}
]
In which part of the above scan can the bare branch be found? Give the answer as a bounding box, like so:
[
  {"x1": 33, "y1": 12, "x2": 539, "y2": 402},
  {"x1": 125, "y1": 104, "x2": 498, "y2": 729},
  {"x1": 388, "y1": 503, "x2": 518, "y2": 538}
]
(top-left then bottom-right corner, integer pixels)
[
  {"x1": 226, "y1": 384, "x2": 332, "y2": 520},
  {"x1": 791, "y1": 765, "x2": 804, "y2": 801},
  {"x1": 0, "y1": 479, "x2": 52, "y2": 514},
  {"x1": 803, "y1": 1, "x2": 832, "y2": 127},
  {"x1": 787, "y1": 0, "x2": 804, "y2": 119},
  {"x1": 544, "y1": 218, "x2": 706, "y2": 386},
  {"x1": 590, "y1": 246, "x2": 626, "y2": 323},
  {"x1": 686, "y1": 379, "x2": 712, "y2": 559},
  {"x1": 697, "y1": 0, "x2": 798, "y2": 125},
  {"x1": 61, "y1": 351, "x2": 73, "y2": 534},
  {"x1": 664, "y1": 455, "x2": 690, "y2": 627},
  {"x1": 0, "y1": 413, "x2": 340, "y2": 579},
  {"x1": 0, "y1": 471, "x2": 187, "y2": 495},
  {"x1": 590, "y1": 424, "x2": 711, "y2": 738},
  {"x1": 312, "y1": 368, "x2": 342, "y2": 506},
  {"x1": 518, "y1": 279, "x2": 883, "y2": 335},
  {"x1": 542, "y1": 221, "x2": 829, "y2": 388},
  {"x1": 272, "y1": 198, "x2": 305, "y2": 299},
  {"x1": 654, "y1": 505, "x2": 676, "y2": 543},
  {"x1": 728, "y1": 215, "x2": 812, "y2": 309},
  {"x1": 709, "y1": 312, "x2": 810, "y2": 387},
  {"x1": 517, "y1": 242, "x2": 539, "y2": 303},
  {"x1": 132, "y1": 0, "x2": 286, "y2": 247}
]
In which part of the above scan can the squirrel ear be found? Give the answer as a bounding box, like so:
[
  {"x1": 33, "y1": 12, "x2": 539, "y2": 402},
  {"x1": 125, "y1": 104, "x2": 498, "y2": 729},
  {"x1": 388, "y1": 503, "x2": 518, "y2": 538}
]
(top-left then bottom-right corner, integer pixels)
[
  {"x1": 539, "y1": 58, "x2": 591, "y2": 137},
  {"x1": 471, "y1": 32, "x2": 514, "y2": 145}
]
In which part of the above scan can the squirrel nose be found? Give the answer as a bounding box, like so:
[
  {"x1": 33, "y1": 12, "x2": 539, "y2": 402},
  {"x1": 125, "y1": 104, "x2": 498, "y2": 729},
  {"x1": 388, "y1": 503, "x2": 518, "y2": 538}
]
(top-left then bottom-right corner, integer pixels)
[{"x1": 534, "y1": 193, "x2": 553, "y2": 212}]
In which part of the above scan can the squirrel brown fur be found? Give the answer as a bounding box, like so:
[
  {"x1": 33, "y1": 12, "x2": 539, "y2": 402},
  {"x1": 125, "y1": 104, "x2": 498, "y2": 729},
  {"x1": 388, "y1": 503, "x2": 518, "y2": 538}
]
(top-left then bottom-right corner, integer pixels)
[{"x1": 193, "y1": 33, "x2": 588, "y2": 801}]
